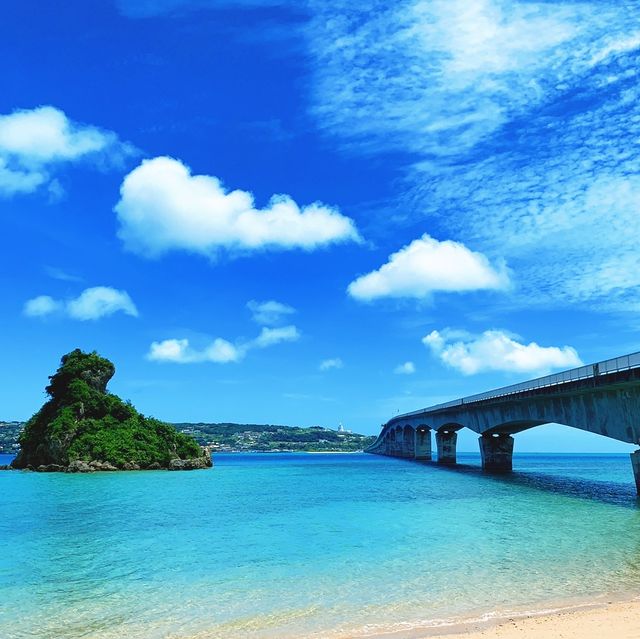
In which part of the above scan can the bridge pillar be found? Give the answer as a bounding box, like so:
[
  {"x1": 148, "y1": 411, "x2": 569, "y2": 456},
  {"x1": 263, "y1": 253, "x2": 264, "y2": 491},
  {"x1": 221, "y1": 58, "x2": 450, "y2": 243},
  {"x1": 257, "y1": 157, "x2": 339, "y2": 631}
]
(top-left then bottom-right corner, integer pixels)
[
  {"x1": 436, "y1": 430, "x2": 457, "y2": 465},
  {"x1": 414, "y1": 427, "x2": 432, "y2": 460},
  {"x1": 630, "y1": 450, "x2": 640, "y2": 494},
  {"x1": 479, "y1": 434, "x2": 514, "y2": 473}
]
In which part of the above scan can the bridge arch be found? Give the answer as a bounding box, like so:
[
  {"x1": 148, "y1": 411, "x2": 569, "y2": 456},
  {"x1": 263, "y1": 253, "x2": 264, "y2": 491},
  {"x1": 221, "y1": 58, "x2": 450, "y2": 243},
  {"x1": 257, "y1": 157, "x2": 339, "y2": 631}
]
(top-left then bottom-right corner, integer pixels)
[{"x1": 482, "y1": 420, "x2": 546, "y2": 436}]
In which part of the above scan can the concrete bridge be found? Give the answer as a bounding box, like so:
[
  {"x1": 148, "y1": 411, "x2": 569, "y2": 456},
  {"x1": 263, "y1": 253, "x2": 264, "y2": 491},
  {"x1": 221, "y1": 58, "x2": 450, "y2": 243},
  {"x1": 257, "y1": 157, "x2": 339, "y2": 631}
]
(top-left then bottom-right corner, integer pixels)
[{"x1": 366, "y1": 351, "x2": 640, "y2": 493}]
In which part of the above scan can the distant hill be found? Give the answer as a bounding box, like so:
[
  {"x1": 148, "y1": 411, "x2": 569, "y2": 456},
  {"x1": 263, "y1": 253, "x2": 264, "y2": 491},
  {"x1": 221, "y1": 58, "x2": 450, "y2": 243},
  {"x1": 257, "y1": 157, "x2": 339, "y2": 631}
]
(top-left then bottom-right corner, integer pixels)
[
  {"x1": 0, "y1": 421, "x2": 22, "y2": 455},
  {"x1": 175, "y1": 422, "x2": 376, "y2": 453},
  {"x1": 2, "y1": 417, "x2": 375, "y2": 456}
]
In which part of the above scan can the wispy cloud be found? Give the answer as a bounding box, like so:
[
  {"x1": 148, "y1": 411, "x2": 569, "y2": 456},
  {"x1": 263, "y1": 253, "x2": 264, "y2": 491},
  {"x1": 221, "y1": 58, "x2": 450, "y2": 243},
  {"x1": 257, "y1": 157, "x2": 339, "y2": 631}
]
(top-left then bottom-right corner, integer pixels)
[
  {"x1": 319, "y1": 357, "x2": 343, "y2": 371},
  {"x1": 423, "y1": 328, "x2": 582, "y2": 375},
  {"x1": 44, "y1": 266, "x2": 83, "y2": 283},
  {"x1": 253, "y1": 325, "x2": 300, "y2": 348},
  {"x1": 24, "y1": 286, "x2": 138, "y2": 321},
  {"x1": 307, "y1": 0, "x2": 584, "y2": 157},
  {"x1": 247, "y1": 299, "x2": 296, "y2": 326},
  {"x1": 116, "y1": 0, "x2": 291, "y2": 19}
]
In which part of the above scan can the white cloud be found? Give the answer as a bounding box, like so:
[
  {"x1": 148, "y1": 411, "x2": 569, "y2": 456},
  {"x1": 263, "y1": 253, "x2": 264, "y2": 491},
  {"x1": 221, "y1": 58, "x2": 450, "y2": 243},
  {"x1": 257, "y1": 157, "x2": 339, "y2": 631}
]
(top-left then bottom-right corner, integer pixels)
[
  {"x1": 66, "y1": 287, "x2": 139, "y2": 320},
  {"x1": 308, "y1": 0, "x2": 581, "y2": 157},
  {"x1": 23, "y1": 287, "x2": 138, "y2": 321},
  {"x1": 347, "y1": 234, "x2": 509, "y2": 301},
  {"x1": 115, "y1": 156, "x2": 361, "y2": 258},
  {"x1": 23, "y1": 295, "x2": 62, "y2": 317},
  {"x1": 423, "y1": 328, "x2": 582, "y2": 375},
  {"x1": 394, "y1": 361, "x2": 416, "y2": 375},
  {"x1": 148, "y1": 325, "x2": 300, "y2": 364},
  {"x1": 319, "y1": 358, "x2": 343, "y2": 371},
  {"x1": 247, "y1": 299, "x2": 296, "y2": 325},
  {"x1": 0, "y1": 159, "x2": 46, "y2": 195},
  {"x1": 0, "y1": 106, "x2": 134, "y2": 197},
  {"x1": 0, "y1": 106, "x2": 115, "y2": 162},
  {"x1": 253, "y1": 325, "x2": 300, "y2": 348},
  {"x1": 148, "y1": 338, "x2": 241, "y2": 364}
]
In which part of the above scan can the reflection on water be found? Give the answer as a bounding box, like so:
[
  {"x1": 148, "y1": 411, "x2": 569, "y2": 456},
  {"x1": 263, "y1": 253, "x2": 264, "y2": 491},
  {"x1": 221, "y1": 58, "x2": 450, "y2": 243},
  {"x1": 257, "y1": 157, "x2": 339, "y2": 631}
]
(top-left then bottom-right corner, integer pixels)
[{"x1": 2, "y1": 453, "x2": 640, "y2": 638}]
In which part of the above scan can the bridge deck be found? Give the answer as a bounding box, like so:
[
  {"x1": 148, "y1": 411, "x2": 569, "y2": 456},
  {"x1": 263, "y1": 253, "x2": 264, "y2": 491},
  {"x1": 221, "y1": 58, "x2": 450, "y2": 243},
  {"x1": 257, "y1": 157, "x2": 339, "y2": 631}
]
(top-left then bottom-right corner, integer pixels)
[{"x1": 396, "y1": 351, "x2": 640, "y2": 421}]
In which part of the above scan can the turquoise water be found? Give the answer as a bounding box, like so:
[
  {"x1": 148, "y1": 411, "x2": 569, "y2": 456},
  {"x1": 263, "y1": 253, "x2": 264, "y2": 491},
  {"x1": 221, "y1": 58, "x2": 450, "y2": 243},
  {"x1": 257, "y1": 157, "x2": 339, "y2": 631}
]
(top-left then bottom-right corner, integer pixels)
[{"x1": 2, "y1": 452, "x2": 640, "y2": 638}]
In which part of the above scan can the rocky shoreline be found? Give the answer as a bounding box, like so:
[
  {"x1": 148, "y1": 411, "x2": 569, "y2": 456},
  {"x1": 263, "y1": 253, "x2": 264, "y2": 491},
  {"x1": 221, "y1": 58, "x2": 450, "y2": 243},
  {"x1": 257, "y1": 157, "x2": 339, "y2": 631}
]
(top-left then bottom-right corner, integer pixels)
[{"x1": 0, "y1": 456, "x2": 212, "y2": 473}]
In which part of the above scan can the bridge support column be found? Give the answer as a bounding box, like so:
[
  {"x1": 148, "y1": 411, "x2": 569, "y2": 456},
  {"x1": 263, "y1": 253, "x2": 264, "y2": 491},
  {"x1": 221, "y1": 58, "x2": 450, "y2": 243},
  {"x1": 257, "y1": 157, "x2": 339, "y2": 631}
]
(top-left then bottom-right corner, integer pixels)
[
  {"x1": 436, "y1": 430, "x2": 457, "y2": 465},
  {"x1": 414, "y1": 427, "x2": 432, "y2": 460},
  {"x1": 480, "y1": 434, "x2": 514, "y2": 472},
  {"x1": 631, "y1": 450, "x2": 640, "y2": 495}
]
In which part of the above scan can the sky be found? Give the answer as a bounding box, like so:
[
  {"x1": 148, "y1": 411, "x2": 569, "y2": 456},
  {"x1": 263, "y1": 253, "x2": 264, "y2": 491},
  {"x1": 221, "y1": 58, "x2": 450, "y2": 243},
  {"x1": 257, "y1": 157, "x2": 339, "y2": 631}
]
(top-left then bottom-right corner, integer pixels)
[{"x1": 2, "y1": 0, "x2": 639, "y2": 452}]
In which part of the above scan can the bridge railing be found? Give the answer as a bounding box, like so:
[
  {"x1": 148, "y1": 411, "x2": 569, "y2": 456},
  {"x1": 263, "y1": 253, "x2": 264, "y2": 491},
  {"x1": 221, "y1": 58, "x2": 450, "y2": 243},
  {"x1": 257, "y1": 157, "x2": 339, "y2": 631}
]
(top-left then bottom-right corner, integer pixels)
[{"x1": 394, "y1": 350, "x2": 640, "y2": 421}]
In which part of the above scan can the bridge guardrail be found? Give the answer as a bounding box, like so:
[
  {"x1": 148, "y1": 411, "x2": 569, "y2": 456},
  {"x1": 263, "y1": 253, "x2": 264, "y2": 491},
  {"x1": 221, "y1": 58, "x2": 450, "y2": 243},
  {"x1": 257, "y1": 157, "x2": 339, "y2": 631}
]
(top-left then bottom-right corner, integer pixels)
[{"x1": 392, "y1": 350, "x2": 640, "y2": 422}]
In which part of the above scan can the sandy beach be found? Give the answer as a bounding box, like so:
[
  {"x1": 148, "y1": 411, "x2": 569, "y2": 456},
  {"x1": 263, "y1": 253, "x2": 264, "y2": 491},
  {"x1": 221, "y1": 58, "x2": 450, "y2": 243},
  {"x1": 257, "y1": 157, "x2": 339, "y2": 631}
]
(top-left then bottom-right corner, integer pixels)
[
  {"x1": 379, "y1": 597, "x2": 640, "y2": 639},
  {"x1": 443, "y1": 598, "x2": 640, "y2": 639}
]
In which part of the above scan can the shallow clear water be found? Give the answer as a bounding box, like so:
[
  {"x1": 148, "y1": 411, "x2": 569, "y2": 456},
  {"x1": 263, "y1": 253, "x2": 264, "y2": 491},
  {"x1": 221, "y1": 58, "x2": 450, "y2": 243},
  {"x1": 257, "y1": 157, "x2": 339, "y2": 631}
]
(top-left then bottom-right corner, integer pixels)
[{"x1": 2, "y1": 452, "x2": 640, "y2": 638}]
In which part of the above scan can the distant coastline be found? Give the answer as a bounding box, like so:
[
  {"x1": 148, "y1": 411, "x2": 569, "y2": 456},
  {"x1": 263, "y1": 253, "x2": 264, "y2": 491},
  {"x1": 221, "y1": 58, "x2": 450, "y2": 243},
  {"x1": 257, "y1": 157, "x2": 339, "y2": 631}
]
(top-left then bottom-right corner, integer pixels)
[{"x1": 1, "y1": 421, "x2": 375, "y2": 455}]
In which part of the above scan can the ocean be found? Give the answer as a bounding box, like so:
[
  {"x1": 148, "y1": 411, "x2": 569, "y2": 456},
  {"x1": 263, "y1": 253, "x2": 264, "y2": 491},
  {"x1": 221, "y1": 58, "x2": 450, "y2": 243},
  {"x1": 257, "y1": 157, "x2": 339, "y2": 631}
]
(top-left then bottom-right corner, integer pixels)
[{"x1": 1, "y1": 452, "x2": 640, "y2": 638}]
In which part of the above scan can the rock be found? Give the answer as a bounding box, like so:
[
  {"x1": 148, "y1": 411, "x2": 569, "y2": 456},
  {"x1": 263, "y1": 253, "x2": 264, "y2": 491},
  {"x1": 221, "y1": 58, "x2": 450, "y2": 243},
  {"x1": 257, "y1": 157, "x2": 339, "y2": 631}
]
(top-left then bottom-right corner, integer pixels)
[
  {"x1": 168, "y1": 455, "x2": 212, "y2": 471},
  {"x1": 146, "y1": 462, "x2": 162, "y2": 470},
  {"x1": 35, "y1": 464, "x2": 65, "y2": 472},
  {"x1": 0, "y1": 464, "x2": 15, "y2": 471},
  {"x1": 87, "y1": 460, "x2": 117, "y2": 471},
  {"x1": 14, "y1": 349, "x2": 209, "y2": 472},
  {"x1": 66, "y1": 460, "x2": 94, "y2": 473}
]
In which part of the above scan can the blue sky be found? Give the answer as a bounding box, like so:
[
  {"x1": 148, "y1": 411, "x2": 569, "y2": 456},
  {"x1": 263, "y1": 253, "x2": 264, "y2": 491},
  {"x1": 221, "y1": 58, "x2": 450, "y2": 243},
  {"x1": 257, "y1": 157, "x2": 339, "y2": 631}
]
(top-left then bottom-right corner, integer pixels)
[{"x1": 2, "y1": 0, "x2": 639, "y2": 452}]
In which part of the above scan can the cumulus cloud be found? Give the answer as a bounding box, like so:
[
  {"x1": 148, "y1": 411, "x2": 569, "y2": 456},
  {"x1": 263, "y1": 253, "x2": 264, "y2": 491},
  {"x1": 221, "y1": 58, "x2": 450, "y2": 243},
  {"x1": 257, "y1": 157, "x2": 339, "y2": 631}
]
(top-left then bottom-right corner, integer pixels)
[
  {"x1": 23, "y1": 287, "x2": 138, "y2": 321},
  {"x1": 394, "y1": 361, "x2": 416, "y2": 375},
  {"x1": 423, "y1": 328, "x2": 582, "y2": 375},
  {"x1": 319, "y1": 358, "x2": 343, "y2": 371},
  {"x1": 148, "y1": 325, "x2": 300, "y2": 364},
  {"x1": 0, "y1": 106, "x2": 134, "y2": 197},
  {"x1": 115, "y1": 156, "x2": 361, "y2": 258},
  {"x1": 347, "y1": 234, "x2": 509, "y2": 301},
  {"x1": 247, "y1": 299, "x2": 295, "y2": 325}
]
